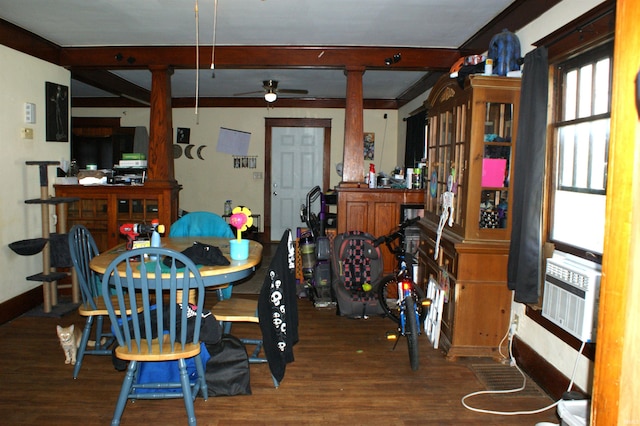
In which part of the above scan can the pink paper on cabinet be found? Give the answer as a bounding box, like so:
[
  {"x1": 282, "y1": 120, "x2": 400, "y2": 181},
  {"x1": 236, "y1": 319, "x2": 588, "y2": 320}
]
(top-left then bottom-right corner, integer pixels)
[{"x1": 482, "y1": 158, "x2": 507, "y2": 187}]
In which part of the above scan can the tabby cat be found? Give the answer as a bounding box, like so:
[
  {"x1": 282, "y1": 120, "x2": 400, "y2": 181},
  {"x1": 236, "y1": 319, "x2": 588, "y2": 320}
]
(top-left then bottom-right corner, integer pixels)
[
  {"x1": 56, "y1": 324, "x2": 83, "y2": 365},
  {"x1": 56, "y1": 324, "x2": 106, "y2": 366}
]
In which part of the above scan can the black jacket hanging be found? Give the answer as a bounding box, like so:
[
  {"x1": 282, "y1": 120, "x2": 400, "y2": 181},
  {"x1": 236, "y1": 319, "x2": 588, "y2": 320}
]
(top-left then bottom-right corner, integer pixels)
[{"x1": 258, "y1": 229, "x2": 298, "y2": 383}]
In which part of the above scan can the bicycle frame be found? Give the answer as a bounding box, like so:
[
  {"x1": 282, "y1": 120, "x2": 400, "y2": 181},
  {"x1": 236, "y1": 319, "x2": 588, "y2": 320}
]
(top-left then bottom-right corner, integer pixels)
[
  {"x1": 376, "y1": 217, "x2": 430, "y2": 370},
  {"x1": 395, "y1": 265, "x2": 422, "y2": 337}
]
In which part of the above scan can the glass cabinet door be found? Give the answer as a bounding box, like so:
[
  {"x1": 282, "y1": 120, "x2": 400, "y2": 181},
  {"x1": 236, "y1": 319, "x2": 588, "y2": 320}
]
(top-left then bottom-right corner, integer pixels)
[
  {"x1": 425, "y1": 103, "x2": 467, "y2": 229},
  {"x1": 479, "y1": 102, "x2": 513, "y2": 229}
]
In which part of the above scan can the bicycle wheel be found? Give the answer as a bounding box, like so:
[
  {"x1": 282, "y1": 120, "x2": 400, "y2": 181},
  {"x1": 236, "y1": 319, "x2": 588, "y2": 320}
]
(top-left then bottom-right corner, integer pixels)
[
  {"x1": 378, "y1": 275, "x2": 428, "y2": 324},
  {"x1": 377, "y1": 275, "x2": 401, "y2": 322},
  {"x1": 405, "y1": 295, "x2": 420, "y2": 371}
]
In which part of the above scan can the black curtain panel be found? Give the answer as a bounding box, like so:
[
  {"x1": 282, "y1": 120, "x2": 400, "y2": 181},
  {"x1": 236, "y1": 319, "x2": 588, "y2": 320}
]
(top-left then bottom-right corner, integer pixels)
[
  {"x1": 404, "y1": 110, "x2": 427, "y2": 168},
  {"x1": 507, "y1": 47, "x2": 549, "y2": 303}
]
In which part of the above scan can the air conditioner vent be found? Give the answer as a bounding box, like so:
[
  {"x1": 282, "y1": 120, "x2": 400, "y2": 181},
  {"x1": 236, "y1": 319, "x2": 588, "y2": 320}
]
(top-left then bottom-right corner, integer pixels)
[{"x1": 542, "y1": 253, "x2": 601, "y2": 342}]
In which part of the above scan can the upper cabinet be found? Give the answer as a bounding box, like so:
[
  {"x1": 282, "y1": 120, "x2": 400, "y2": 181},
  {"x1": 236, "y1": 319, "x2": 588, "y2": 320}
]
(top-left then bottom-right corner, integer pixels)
[{"x1": 424, "y1": 75, "x2": 520, "y2": 242}]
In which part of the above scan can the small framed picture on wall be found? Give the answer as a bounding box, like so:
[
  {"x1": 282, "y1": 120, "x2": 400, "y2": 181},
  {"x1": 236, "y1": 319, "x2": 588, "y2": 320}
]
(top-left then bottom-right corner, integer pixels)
[
  {"x1": 46, "y1": 82, "x2": 69, "y2": 142},
  {"x1": 364, "y1": 132, "x2": 375, "y2": 160}
]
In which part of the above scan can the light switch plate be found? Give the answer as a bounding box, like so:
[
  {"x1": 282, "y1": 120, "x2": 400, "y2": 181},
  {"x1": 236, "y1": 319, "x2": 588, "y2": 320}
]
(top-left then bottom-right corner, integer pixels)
[{"x1": 24, "y1": 102, "x2": 36, "y2": 124}]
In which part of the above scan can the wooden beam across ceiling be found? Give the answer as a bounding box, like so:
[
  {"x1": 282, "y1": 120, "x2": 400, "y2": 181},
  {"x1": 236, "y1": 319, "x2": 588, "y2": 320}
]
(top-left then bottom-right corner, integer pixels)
[
  {"x1": 72, "y1": 68, "x2": 151, "y2": 105},
  {"x1": 59, "y1": 45, "x2": 459, "y2": 71}
]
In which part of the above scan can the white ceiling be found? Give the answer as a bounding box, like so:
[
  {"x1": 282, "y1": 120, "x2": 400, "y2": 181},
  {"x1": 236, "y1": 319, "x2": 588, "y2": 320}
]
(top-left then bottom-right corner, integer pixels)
[{"x1": 0, "y1": 0, "x2": 517, "y2": 100}]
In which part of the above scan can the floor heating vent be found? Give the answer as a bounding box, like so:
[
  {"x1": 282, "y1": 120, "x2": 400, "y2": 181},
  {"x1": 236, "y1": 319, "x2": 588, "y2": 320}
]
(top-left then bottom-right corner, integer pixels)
[{"x1": 542, "y1": 253, "x2": 601, "y2": 343}]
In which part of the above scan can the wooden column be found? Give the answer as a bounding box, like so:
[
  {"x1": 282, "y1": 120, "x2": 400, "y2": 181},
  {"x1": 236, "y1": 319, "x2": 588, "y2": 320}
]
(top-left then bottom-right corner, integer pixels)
[
  {"x1": 146, "y1": 65, "x2": 176, "y2": 184},
  {"x1": 592, "y1": 0, "x2": 640, "y2": 423},
  {"x1": 341, "y1": 66, "x2": 365, "y2": 183}
]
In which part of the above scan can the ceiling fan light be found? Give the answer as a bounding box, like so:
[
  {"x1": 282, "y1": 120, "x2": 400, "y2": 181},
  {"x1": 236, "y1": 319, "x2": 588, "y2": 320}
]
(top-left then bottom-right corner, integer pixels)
[{"x1": 264, "y1": 91, "x2": 277, "y2": 102}]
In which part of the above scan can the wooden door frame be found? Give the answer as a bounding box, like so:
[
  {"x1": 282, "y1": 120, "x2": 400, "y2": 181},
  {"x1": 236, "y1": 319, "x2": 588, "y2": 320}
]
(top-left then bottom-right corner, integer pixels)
[
  {"x1": 264, "y1": 118, "x2": 332, "y2": 241},
  {"x1": 592, "y1": 0, "x2": 640, "y2": 423}
]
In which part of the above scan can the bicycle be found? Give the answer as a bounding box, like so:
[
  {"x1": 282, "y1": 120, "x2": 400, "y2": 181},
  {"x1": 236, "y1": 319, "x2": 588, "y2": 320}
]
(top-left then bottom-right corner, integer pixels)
[{"x1": 374, "y1": 216, "x2": 430, "y2": 371}]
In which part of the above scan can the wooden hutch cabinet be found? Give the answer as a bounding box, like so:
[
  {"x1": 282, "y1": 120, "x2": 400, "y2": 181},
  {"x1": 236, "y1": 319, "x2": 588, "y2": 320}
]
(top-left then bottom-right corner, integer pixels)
[
  {"x1": 417, "y1": 74, "x2": 520, "y2": 359},
  {"x1": 55, "y1": 184, "x2": 180, "y2": 253}
]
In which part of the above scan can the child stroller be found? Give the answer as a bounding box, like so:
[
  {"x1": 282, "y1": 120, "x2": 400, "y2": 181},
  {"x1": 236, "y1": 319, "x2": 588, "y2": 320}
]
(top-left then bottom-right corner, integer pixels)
[{"x1": 299, "y1": 186, "x2": 334, "y2": 307}]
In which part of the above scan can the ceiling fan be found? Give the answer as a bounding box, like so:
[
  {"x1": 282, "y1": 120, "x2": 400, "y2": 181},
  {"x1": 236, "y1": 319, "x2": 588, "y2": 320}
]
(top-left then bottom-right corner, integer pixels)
[{"x1": 234, "y1": 80, "x2": 309, "y2": 102}]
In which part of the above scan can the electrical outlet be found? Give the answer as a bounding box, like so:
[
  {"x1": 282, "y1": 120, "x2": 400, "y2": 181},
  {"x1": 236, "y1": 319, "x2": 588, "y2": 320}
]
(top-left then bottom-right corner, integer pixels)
[
  {"x1": 253, "y1": 172, "x2": 263, "y2": 180},
  {"x1": 21, "y1": 128, "x2": 34, "y2": 139},
  {"x1": 511, "y1": 314, "x2": 519, "y2": 333}
]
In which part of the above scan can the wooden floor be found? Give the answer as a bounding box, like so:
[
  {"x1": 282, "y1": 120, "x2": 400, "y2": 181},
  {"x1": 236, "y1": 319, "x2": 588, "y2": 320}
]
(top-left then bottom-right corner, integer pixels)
[{"x1": 0, "y1": 293, "x2": 562, "y2": 425}]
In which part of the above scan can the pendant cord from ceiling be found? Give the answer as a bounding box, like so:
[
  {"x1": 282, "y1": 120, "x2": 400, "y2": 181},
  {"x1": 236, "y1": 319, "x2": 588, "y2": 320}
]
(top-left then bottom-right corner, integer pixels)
[
  {"x1": 211, "y1": 0, "x2": 218, "y2": 71},
  {"x1": 194, "y1": 0, "x2": 200, "y2": 120}
]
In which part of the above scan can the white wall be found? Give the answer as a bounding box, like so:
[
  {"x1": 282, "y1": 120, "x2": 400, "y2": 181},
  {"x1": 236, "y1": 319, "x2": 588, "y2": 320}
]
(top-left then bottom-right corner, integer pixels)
[
  {"x1": 0, "y1": 45, "x2": 71, "y2": 303},
  {"x1": 71, "y1": 106, "x2": 399, "y2": 218},
  {"x1": 512, "y1": 0, "x2": 604, "y2": 393}
]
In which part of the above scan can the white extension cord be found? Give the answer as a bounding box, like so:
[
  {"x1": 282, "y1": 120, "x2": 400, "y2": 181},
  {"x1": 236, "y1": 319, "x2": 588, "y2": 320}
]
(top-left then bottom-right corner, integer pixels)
[{"x1": 461, "y1": 324, "x2": 587, "y2": 417}]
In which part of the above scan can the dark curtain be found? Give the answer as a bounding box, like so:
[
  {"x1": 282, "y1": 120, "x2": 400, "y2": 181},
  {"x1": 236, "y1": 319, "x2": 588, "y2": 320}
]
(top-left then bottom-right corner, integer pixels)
[
  {"x1": 507, "y1": 47, "x2": 549, "y2": 303},
  {"x1": 404, "y1": 110, "x2": 427, "y2": 168}
]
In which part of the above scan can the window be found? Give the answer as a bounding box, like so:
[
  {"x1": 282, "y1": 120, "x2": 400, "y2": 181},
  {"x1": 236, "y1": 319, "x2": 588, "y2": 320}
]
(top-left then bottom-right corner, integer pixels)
[{"x1": 549, "y1": 42, "x2": 613, "y2": 260}]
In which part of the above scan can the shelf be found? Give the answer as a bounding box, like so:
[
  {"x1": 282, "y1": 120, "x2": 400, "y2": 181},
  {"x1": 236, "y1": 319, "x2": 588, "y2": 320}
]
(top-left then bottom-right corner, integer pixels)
[
  {"x1": 26, "y1": 272, "x2": 69, "y2": 283},
  {"x1": 25, "y1": 196, "x2": 80, "y2": 205},
  {"x1": 419, "y1": 74, "x2": 520, "y2": 359}
]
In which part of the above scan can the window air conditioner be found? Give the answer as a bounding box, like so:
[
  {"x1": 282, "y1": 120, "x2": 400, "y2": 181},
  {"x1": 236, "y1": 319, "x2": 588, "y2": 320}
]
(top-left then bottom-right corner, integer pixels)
[{"x1": 542, "y1": 253, "x2": 601, "y2": 343}]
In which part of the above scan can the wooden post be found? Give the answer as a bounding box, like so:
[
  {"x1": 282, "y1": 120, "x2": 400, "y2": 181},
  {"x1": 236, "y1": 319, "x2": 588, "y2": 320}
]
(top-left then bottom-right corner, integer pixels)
[
  {"x1": 146, "y1": 65, "x2": 176, "y2": 184},
  {"x1": 341, "y1": 66, "x2": 365, "y2": 183}
]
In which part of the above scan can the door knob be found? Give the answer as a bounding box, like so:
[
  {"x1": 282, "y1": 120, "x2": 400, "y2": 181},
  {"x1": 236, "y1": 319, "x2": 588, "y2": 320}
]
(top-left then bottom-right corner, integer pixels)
[{"x1": 273, "y1": 191, "x2": 278, "y2": 196}]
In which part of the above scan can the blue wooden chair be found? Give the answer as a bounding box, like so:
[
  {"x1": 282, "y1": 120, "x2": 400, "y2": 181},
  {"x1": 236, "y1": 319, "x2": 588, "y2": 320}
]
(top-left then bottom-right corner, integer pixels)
[
  {"x1": 169, "y1": 211, "x2": 235, "y2": 300},
  {"x1": 67, "y1": 224, "x2": 117, "y2": 379},
  {"x1": 101, "y1": 247, "x2": 208, "y2": 426}
]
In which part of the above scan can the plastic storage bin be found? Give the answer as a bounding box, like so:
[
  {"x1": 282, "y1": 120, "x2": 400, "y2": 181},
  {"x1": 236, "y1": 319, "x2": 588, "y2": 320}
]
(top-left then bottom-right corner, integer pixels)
[{"x1": 558, "y1": 399, "x2": 589, "y2": 426}]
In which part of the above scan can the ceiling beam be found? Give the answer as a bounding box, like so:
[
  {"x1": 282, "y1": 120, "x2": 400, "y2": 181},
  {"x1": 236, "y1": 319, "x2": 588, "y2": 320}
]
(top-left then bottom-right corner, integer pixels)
[
  {"x1": 71, "y1": 69, "x2": 151, "y2": 105},
  {"x1": 59, "y1": 45, "x2": 459, "y2": 72},
  {"x1": 0, "y1": 18, "x2": 60, "y2": 63}
]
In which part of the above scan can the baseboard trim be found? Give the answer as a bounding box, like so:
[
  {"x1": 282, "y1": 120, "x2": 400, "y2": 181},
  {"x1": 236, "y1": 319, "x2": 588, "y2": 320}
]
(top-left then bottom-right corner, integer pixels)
[
  {"x1": 512, "y1": 335, "x2": 585, "y2": 400},
  {"x1": 0, "y1": 286, "x2": 43, "y2": 325}
]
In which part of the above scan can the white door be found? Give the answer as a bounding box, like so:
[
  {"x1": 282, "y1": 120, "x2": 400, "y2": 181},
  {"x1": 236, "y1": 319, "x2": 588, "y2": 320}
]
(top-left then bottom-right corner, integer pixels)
[{"x1": 271, "y1": 127, "x2": 324, "y2": 239}]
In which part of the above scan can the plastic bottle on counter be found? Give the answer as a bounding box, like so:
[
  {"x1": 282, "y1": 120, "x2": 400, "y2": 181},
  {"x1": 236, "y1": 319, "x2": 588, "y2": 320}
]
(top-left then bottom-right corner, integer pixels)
[
  {"x1": 368, "y1": 164, "x2": 376, "y2": 189},
  {"x1": 484, "y1": 58, "x2": 493, "y2": 75},
  {"x1": 150, "y1": 219, "x2": 163, "y2": 260}
]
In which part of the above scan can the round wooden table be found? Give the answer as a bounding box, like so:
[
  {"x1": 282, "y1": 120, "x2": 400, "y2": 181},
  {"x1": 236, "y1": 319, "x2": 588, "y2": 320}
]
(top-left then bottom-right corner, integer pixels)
[{"x1": 90, "y1": 237, "x2": 263, "y2": 298}]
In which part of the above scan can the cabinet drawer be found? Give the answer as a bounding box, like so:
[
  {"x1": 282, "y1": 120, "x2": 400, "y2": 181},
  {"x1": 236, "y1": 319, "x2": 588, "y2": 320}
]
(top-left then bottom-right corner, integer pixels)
[
  {"x1": 419, "y1": 236, "x2": 437, "y2": 259},
  {"x1": 441, "y1": 249, "x2": 457, "y2": 276},
  {"x1": 419, "y1": 234, "x2": 457, "y2": 277}
]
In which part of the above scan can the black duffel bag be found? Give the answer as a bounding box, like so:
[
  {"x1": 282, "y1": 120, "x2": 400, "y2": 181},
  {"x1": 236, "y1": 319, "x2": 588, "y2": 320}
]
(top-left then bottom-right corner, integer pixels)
[{"x1": 205, "y1": 334, "x2": 251, "y2": 396}]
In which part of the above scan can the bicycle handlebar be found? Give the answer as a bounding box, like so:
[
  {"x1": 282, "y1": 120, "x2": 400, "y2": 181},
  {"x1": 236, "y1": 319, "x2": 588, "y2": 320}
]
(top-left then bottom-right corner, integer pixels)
[{"x1": 373, "y1": 216, "x2": 421, "y2": 247}]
